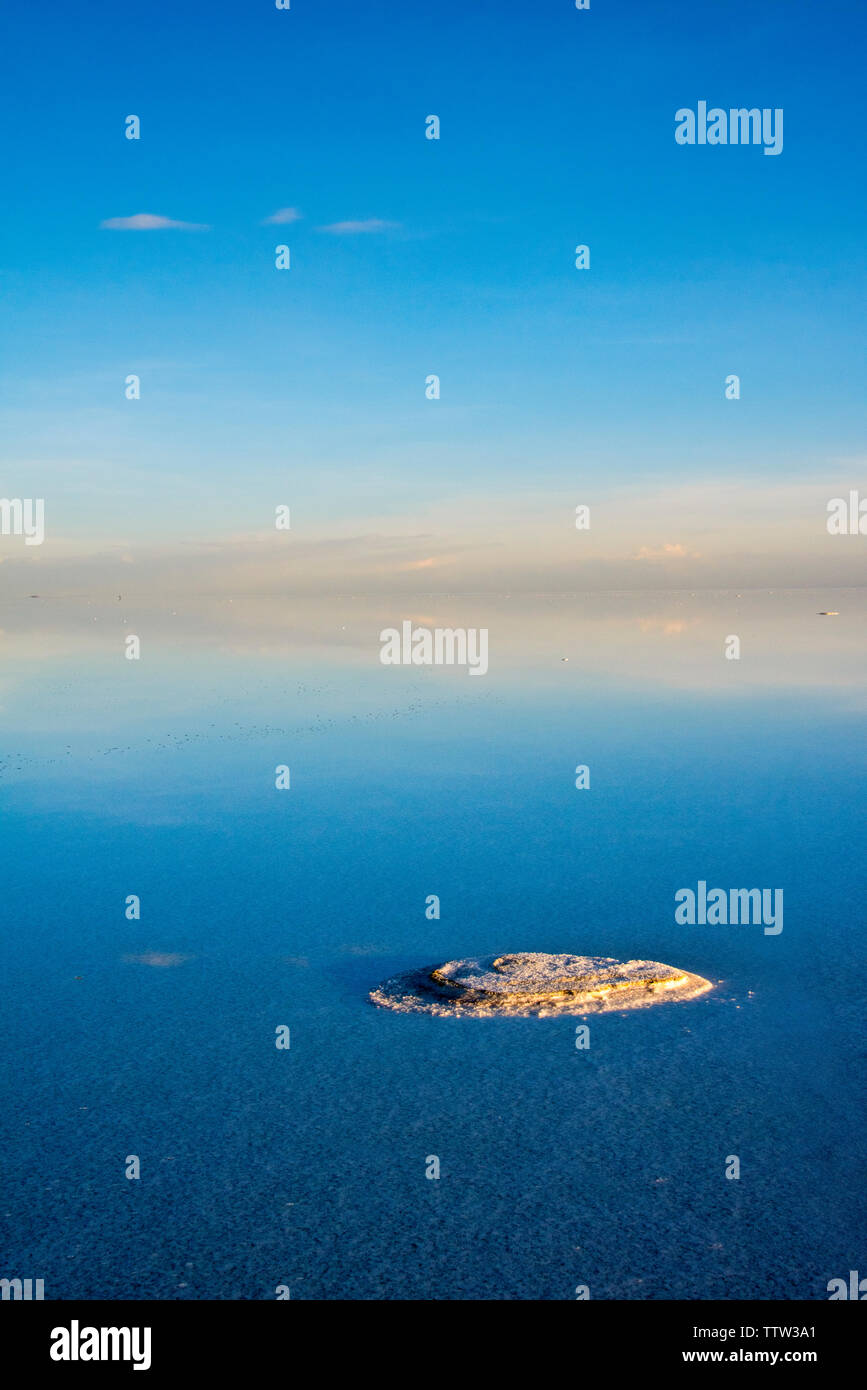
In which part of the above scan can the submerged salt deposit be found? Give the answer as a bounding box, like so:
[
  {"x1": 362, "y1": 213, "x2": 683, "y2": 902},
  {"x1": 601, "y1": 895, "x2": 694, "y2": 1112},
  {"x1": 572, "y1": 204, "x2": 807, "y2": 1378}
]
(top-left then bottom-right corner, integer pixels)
[{"x1": 370, "y1": 951, "x2": 712, "y2": 1016}]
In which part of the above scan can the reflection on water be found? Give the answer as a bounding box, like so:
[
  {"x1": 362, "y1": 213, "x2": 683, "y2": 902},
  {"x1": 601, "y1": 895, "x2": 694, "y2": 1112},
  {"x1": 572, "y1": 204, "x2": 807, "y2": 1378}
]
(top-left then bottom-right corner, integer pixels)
[{"x1": 0, "y1": 589, "x2": 864, "y2": 1298}]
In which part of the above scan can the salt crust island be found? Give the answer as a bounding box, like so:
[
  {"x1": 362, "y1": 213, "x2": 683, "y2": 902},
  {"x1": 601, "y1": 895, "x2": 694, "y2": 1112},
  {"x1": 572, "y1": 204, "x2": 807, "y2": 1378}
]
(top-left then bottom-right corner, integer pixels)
[{"x1": 370, "y1": 952, "x2": 713, "y2": 1017}]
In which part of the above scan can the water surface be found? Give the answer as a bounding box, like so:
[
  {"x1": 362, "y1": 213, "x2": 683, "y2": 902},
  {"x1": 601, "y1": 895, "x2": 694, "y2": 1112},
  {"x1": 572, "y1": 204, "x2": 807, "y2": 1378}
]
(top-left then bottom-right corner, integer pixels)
[{"x1": 2, "y1": 589, "x2": 864, "y2": 1299}]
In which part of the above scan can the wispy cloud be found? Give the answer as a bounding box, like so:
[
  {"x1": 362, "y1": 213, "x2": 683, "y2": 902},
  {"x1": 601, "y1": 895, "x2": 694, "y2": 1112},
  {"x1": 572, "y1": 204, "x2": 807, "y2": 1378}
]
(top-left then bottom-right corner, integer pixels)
[
  {"x1": 3, "y1": 477, "x2": 856, "y2": 595},
  {"x1": 397, "y1": 555, "x2": 456, "y2": 571},
  {"x1": 262, "y1": 207, "x2": 303, "y2": 225},
  {"x1": 100, "y1": 213, "x2": 210, "y2": 231},
  {"x1": 317, "y1": 218, "x2": 400, "y2": 234}
]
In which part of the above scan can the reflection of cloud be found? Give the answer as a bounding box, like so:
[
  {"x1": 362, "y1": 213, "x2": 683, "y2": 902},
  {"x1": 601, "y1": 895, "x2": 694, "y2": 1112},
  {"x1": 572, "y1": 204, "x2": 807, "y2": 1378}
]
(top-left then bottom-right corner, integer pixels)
[
  {"x1": 262, "y1": 207, "x2": 302, "y2": 224},
  {"x1": 122, "y1": 952, "x2": 193, "y2": 967},
  {"x1": 1, "y1": 592, "x2": 863, "y2": 744},
  {"x1": 318, "y1": 219, "x2": 399, "y2": 234},
  {"x1": 635, "y1": 543, "x2": 700, "y2": 561},
  {"x1": 639, "y1": 618, "x2": 690, "y2": 636},
  {"x1": 100, "y1": 213, "x2": 209, "y2": 231}
]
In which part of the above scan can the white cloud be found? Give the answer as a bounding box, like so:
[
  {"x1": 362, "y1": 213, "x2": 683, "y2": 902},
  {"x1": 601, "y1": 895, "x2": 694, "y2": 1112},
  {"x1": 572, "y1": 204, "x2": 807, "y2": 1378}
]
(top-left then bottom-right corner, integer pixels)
[
  {"x1": 262, "y1": 207, "x2": 302, "y2": 224},
  {"x1": 100, "y1": 213, "x2": 210, "y2": 231},
  {"x1": 317, "y1": 219, "x2": 399, "y2": 234}
]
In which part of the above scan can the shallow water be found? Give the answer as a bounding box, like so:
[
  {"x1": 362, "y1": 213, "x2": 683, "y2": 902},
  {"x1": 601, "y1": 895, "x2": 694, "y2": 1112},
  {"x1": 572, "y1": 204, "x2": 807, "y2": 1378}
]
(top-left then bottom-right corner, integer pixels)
[{"x1": 1, "y1": 590, "x2": 864, "y2": 1299}]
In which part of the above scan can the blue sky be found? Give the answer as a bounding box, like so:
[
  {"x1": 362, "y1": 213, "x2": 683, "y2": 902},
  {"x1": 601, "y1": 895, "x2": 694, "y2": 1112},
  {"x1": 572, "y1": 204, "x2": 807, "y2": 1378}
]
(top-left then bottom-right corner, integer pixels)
[{"x1": 0, "y1": 0, "x2": 864, "y2": 583}]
